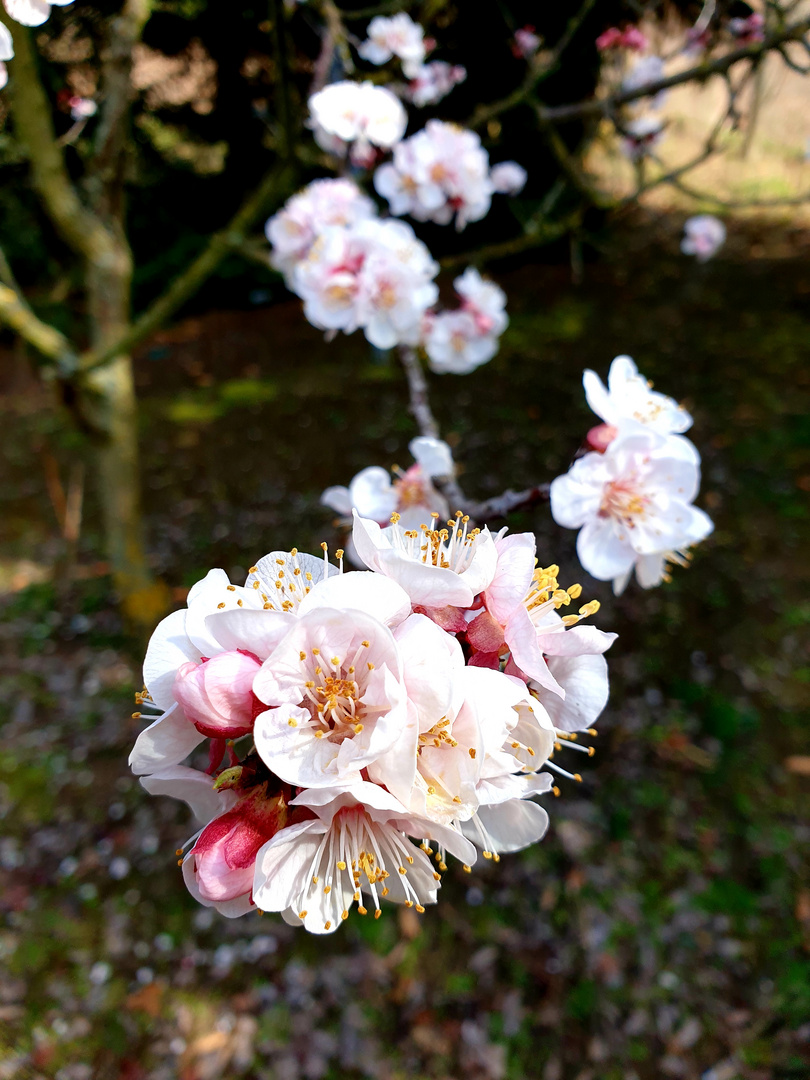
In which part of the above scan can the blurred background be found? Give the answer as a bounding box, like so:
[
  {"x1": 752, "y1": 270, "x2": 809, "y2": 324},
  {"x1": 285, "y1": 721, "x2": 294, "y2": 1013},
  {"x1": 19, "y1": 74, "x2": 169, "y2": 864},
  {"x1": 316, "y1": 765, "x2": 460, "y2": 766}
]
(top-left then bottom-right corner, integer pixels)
[{"x1": 0, "y1": 2, "x2": 809, "y2": 1078}]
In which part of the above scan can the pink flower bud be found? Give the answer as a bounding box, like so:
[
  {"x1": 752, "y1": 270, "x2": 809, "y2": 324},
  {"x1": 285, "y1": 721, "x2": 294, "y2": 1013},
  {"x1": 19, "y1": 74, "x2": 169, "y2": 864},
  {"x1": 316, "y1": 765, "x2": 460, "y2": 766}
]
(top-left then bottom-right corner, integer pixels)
[
  {"x1": 586, "y1": 423, "x2": 619, "y2": 453},
  {"x1": 193, "y1": 787, "x2": 289, "y2": 903},
  {"x1": 174, "y1": 650, "x2": 263, "y2": 739}
]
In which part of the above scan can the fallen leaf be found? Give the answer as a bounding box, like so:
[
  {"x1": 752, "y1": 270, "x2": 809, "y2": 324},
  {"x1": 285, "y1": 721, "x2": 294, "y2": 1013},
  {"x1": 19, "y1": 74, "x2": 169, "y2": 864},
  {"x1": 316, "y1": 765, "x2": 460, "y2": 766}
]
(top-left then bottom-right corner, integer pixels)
[
  {"x1": 785, "y1": 756, "x2": 810, "y2": 776},
  {"x1": 126, "y1": 982, "x2": 164, "y2": 1018}
]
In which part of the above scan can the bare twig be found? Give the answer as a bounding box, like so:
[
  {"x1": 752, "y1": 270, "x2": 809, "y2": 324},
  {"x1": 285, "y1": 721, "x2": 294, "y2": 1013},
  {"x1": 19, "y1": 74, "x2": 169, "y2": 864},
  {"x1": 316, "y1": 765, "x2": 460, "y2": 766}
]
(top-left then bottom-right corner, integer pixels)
[
  {"x1": 539, "y1": 17, "x2": 810, "y2": 123},
  {"x1": 398, "y1": 346, "x2": 440, "y2": 439},
  {"x1": 470, "y1": 485, "x2": 551, "y2": 520}
]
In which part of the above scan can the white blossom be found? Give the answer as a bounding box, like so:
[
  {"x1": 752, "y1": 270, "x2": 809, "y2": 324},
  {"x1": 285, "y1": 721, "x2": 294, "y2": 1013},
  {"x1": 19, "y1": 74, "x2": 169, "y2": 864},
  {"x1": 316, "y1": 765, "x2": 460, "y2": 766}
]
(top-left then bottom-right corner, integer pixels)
[
  {"x1": 424, "y1": 268, "x2": 508, "y2": 375},
  {"x1": 681, "y1": 215, "x2": 726, "y2": 262},
  {"x1": 358, "y1": 12, "x2": 426, "y2": 77},
  {"x1": 308, "y1": 81, "x2": 407, "y2": 166},
  {"x1": 620, "y1": 114, "x2": 665, "y2": 160},
  {"x1": 621, "y1": 55, "x2": 667, "y2": 107},
  {"x1": 265, "y1": 178, "x2": 376, "y2": 284},
  {"x1": 583, "y1": 355, "x2": 694, "y2": 440},
  {"x1": 406, "y1": 61, "x2": 467, "y2": 107},
  {"x1": 550, "y1": 431, "x2": 714, "y2": 594},
  {"x1": 375, "y1": 120, "x2": 500, "y2": 231},
  {"x1": 292, "y1": 218, "x2": 439, "y2": 349},
  {"x1": 3, "y1": 0, "x2": 71, "y2": 27}
]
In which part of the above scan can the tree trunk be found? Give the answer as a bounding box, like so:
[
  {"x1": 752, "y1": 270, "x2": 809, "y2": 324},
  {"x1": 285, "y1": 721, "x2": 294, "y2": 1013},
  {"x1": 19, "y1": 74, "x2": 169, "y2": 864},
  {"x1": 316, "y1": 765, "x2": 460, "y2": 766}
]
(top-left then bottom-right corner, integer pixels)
[{"x1": 83, "y1": 251, "x2": 169, "y2": 635}]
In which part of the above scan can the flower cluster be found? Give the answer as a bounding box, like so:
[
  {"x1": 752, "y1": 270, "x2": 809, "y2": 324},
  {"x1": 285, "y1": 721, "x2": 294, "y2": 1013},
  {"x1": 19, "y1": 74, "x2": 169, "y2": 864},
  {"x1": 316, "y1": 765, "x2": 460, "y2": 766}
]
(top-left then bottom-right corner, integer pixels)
[
  {"x1": 132, "y1": 512, "x2": 615, "y2": 932},
  {"x1": 551, "y1": 355, "x2": 713, "y2": 593},
  {"x1": 375, "y1": 120, "x2": 526, "y2": 231},
  {"x1": 266, "y1": 183, "x2": 510, "y2": 364},
  {"x1": 357, "y1": 13, "x2": 466, "y2": 108},
  {"x1": 424, "y1": 267, "x2": 508, "y2": 375}
]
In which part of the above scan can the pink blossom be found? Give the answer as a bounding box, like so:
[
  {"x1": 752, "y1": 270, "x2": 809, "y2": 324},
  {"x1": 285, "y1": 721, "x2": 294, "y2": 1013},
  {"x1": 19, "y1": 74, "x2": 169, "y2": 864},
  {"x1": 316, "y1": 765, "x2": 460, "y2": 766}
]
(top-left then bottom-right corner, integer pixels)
[
  {"x1": 596, "y1": 26, "x2": 649, "y2": 52},
  {"x1": 173, "y1": 649, "x2": 263, "y2": 740},
  {"x1": 729, "y1": 13, "x2": 765, "y2": 43},
  {"x1": 513, "y1": 26, "x2": 541, "y2": 59},
  {"x1": 191, "y1": 783, "x2": 290, "y2": 904}
]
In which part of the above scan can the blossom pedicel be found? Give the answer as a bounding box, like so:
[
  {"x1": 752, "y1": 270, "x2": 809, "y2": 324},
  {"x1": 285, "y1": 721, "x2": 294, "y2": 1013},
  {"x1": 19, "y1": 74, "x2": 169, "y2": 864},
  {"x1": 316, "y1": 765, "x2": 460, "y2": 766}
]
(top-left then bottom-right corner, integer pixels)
[{"x1": 132, "y1": 518, "x2": 615, "y2": 932}]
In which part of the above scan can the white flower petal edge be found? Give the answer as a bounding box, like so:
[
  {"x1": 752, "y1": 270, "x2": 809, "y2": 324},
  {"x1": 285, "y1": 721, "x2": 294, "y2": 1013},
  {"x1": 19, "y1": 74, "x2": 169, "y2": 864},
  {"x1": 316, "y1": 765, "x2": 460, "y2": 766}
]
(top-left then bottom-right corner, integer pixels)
[{"x1": 583, "y1": 355, "x2": 693, "y2": 437}]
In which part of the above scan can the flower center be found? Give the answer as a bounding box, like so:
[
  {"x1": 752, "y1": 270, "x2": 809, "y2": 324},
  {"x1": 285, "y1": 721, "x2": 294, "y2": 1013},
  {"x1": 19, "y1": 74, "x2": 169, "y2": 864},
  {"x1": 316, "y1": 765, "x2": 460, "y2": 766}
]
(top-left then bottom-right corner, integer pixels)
[
  {"x1": 599, "y1": 478, "x2": 649, "y2": 523},
  {"x1": 389, "y1": 510, "x2": 481, "y2": 573}
]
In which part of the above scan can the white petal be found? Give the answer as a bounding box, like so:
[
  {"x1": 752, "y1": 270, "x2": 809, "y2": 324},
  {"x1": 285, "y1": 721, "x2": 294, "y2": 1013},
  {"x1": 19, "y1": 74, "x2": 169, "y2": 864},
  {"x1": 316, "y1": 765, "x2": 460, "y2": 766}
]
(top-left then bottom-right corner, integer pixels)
[
  {"x1": 408, "y1": 436, "x2": 454, "y2": 477},
  {"x1": 576, "y1": 517, "x2": 636, "y2": 581},
  {"x1": 128, "y1": 702, "x2": 204, "y2": 776},
  {"x1": 140, "y1": 765, "x2": 229, "y2": 825},
  {"x1": 463, "y1": 798, "x2": 549, "y2": 854},
  {"x1": 538, "y1": 653, "x2": 609, "y2": 732},
  {"x1": 321, "y1": 485, "x2": 354, "y2": 516},
  {"x1": 4, "y1": 0, "x2": 51, "y2": 27},
  {"x1": 204, "y1": 608, "x2": 294, "y2": 656},
  {"x1": 297, "y1": 570, "x2": 411, "y2": 627},
  {"x1": 143, "y1": 609, "x2": 201, "y2": 711}
]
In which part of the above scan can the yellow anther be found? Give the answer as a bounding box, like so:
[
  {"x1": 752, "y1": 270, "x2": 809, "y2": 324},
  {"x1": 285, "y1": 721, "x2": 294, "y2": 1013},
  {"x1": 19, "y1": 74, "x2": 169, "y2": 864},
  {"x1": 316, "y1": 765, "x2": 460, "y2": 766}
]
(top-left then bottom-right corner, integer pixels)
[
  {"x1": 336, "y1": 549, "x2": 344, "y2": 560},
  {"x1": 353, "y1": 724, "x2": 364, "y2": 734},
  {"x1": 217, "y1": 602, "x2": 226, "y2": 610},
  {"x1": 249, "y1": 566, "x2": 258, "y2": 574},
  {"x1": 132, "y1": 712, "x2": 141, "y2": 719},
  {"x1": 382, "y1": 887, "x2": 389, "y2": 897},
  {"x1": 357, "y1": 905, "x2": 367, "y2": 916},
  {"x1": 374, "y1": 909, "x2": 381, "y2": 919},
  {"x1": 323, "y1": 885, "x2": 331, "y2": 894},
  {"x1": 361, "y1": 640, "x2": 370, "y2": 648},
  {"x1": 462, "y1": 864, "x2": 472, "y2": 873},
  {"x1": 314, "y1": 731, "x2": 324, "y2": 739},
  {"x1": 312, "y1": 876, "x2": 319, "y2": 885},
  {"x1": 321, "y1": 542, "x2": 328, "y2": 551},
  {"x1": 390, "y1": 512, "x2": 401, "y2": 524},
  {"x1": 298, "y1": 911, "x2": 307, "y2": 919},
  {"x1": 483, "y1": 851, "x2": 492, "y2": 860},
  {"x1": 452, "y1": 796, "x2": 462, "y2": 804},
  {"x1": 337, "y1": 860, "x2": 346, "y2": 870},
  {"x1": 312, "y1": 648, "x2": 320, "y2": 656},
  {"x1": 226, "y1": 585, "x2": 236, "y2": 592},
  {"x1": 588, "y1": 746, "x2": 595, "y2": 757},
  {"x1": 324, "y1": 920, "x2": 331, "y2": 930},
  {"x1": 568, "y1": 583, "x2": 582, "y2": 599},
  {"x1": 398, "y1": 866, "x2": 407, "y2": 875},
  {"x1": 263, "y1": 602, "x2": 274, "y2": 610},
  {"x1": 574, "y1": 773, "x2": 583, "y2": 782},
  {"x1": 553, "y1": 786, "x2": 561, "y2": 797},
  {"x1": 341, "y1": 910, "x2": 349, "y2": 920},
  {"x1": 367, "y1": 662, "x2": 375, "y2": 671},
  {"x1": 415, "y1": 905, "x2": 425, "y2": 914},
  {"x1": 287, "y1": 718, "x2": 297, "y2": 727},
  {"x1": 587, "y1": 728, "x2": 598, "y2": 737},
  {"x1": 469, "y1": 748, "x2": 476, "y2": 759}
]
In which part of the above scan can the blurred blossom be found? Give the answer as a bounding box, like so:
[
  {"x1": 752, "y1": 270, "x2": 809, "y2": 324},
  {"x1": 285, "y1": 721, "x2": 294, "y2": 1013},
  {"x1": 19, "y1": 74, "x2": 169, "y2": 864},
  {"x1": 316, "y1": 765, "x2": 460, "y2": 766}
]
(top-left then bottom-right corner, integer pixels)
[
  {"x1": 375, "y1": 120, "x2": 525, "y2": 230},
  {"x1": 69, "y1": 96, "x2": 97, "y2": 121},
  {"x1": 424, "y1": 268, "x2": 508, "y2": 375},
  {"x1": 358, "y1": 12, "x2": 426, "y2": 77},
  {"x1": 583, "y1": 355, "x2": 694, "y2": 442},
  {"x1": 266, "y1": 178, "x2": 376, "y2": 285},
  {"x1": 620, "y1": 115, "x2": 665, "y2": 160},
  {"x1": 622, "y1": 55, "x2": 667, "y2": 107},
  {"x1": 0, "y1": 23, "x2": 13, "y2": 90},
  {"x1": 490, "y1": 160, "x2": 528, "y2": 195},
  {"x1": 292, "y1": 218, "x2": 438, "y2": 349},
  {"x1": 308, "y1": 81, "x2": 407, "y2": 167},
  {"x1": 406, "y1": 60, "x2": 467, "y2": 107},
  {"x1": 596, "y1": 26, "x2": 649, "y2": 52},
  {"x1": 728, "y1": 12, "x2": 765, "y2": 43},
  {"x1": 513, "y1": 26, "x2": 541, "y2": 59},
  {"x1": 681, "y1": 215, "x2": 726, "y2": 262},
  {"x1": 3, "y1": 0, "x2": 72, "y2": 27}
]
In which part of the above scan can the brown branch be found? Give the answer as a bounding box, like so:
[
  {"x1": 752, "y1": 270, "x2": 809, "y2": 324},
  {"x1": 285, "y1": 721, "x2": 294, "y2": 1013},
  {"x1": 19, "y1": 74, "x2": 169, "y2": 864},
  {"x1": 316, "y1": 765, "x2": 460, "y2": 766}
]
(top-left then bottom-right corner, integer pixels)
[
  {"x1": 470, "y1": 485, "x2": 551, "y2": 521},
  {"x1": 0, "y1": 15, "x2": 119, "y2": 270},
  {"x1": 78, "y1": 162, "x2": 296, "y2": 373},
  {"x1": 468, "y1": 0, "x2": 598, "y2": 130},
  {"x1": 0, "y1": 283, "x2": 80, "y2": 376},
  {"x1": 540, "y1": 17, "x2": 810, "y2": 123}
]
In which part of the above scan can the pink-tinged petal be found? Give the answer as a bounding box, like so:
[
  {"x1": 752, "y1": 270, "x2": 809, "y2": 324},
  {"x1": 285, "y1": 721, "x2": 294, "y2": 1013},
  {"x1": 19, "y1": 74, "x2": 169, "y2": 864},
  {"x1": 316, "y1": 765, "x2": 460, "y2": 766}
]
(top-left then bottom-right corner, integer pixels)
[
  {"x1": 181, "y1": 853, "x2": 255, "y2": 919},
  {"x1": 204, "y1": 608, "x2": 294, "y2": 657},
  {"x1": 173, "y1": 651, "x2": 262, "y2": 739},
  {"x1": 585, "y1": 423, "x2": 618, "y2": 453},
  {"x1": 538, "y1": 624, "x2": 617, "y2": 657},
  {"x1": 298, "y1": 570, "x2": 411, "y2": 627},
  {"x1": 484, "y1": 532, "x2": 536, "y2": 624},
  {"x1": 468, "y1": 650, "x2": 501, "y2": 669},
  {"x1": 539, "y1": 653, "x2": 609, "y2": 732},
  {"x1": 143, "y1": 609, "x2": 201, "y2": 712},
  {"x1": 412, "y1": 603, "x2": 468, "y2": 633},
  {"x1": 467, "y1": 610, "x2": 506, "y2": 654},
  {"x1": 504, "y1": 603, "x2": 563, "y2": 696},
  {"x1": 350, "y1": 512, "x2": 387, "y2": 572},
  {"x1": 129, "y1": 702, "x2": 204, "y2": 776},
  {"x1": 139, "y1": 765, "x2": 230, "y2": 824},
  {"x1": 575, "y1": 516, "x2": 636, "y2": 582}
]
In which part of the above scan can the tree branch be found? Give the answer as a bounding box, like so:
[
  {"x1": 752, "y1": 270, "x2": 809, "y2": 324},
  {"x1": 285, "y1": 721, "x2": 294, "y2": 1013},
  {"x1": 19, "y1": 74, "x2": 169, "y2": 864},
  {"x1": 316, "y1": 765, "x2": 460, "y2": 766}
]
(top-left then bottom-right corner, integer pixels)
[
  {"x1": 78, "y1": 162, "x2": 296, "y2": 373},
  {"x1": 0, "y1": 15, "x2": 119, "y2": 269},
  {"x1": 469, "y1": 485, "x2": 551, "y2": 520},
  {"x1": 0, "y1": 283, "x2": 80, "y2": 376},
  {"x1": 539, "y1": 17, "x2": 810, "y2": 123}
]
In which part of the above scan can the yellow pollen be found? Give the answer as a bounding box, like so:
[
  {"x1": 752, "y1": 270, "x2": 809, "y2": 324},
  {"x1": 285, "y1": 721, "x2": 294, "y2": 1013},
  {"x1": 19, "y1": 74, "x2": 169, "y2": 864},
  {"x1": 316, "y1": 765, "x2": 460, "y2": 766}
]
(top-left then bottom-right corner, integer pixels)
[
  {"x1": 217, "y1": 602, "x2": 226, "y2": 610},
  {"x1": 469, "y1": 748, "x2": 476, "y2": 759},
  {"x1": 298, "y1": 911, "x2": 307, "y2": 919},
  {"x1": 226, "y1": 585, "x2": 235, "y2": 592},
  {"x1": 288, "y1": 718, "x2": 297, "y2": 727},
  {"x1": 324, "y1": 920, "x2": 331, "y2": 930},
  {"x1": 249, "y1": 566, "x2": 258, "y2": 573},
  {"x1": 337, "y1": 860, "x2": 346, "y2": 870}
]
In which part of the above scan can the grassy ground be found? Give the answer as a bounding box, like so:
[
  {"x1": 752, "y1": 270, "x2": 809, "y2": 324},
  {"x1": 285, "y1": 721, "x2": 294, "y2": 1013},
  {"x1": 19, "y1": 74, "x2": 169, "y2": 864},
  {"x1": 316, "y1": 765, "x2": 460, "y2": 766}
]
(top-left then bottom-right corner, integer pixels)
[{"x1": 0, "y1": 221, "x2": 809, "y2": 1080}]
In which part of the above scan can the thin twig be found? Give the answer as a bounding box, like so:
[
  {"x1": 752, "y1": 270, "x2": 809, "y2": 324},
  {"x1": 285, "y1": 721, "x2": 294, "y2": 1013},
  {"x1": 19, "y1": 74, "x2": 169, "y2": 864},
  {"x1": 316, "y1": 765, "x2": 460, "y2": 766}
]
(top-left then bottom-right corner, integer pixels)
[{"x1": 469, "y1": 485, "x2": 551, "y2": 520}]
